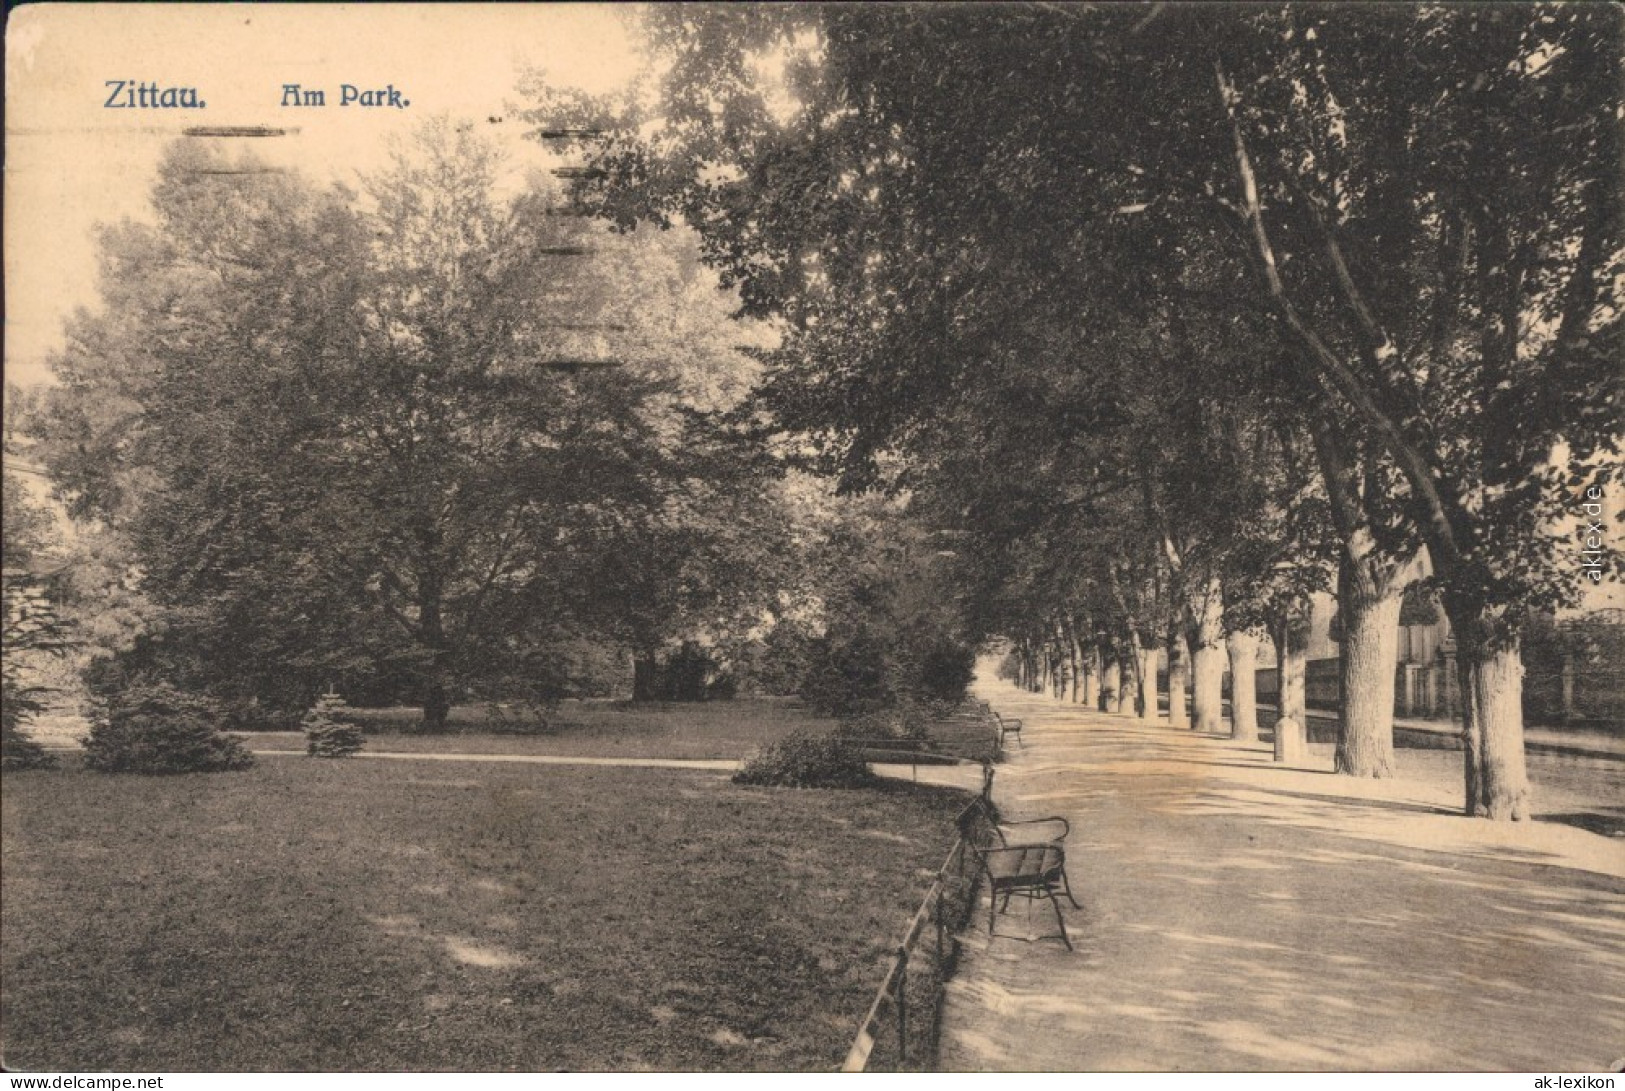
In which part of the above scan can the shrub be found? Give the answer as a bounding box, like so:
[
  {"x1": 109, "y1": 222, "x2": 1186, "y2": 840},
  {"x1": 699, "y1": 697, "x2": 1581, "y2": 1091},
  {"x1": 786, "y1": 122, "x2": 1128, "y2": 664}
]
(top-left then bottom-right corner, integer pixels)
[
  {"x1": 797, "y1": 625, "x2": 977, "y2": 717},
  {"x1": 918, "y1": 638, "x2": 975, "y2": 703},
  {"x1": 736, "y1": 623, "x2": 815, "y2": 696},
  {"x1": 836, "y1": 699, "x2": 933, "y2": 742},
  {"x1": 797, "y1": 629, "x2": 897, "y2": 718},
  {"x1": 83, "y1": 681, "x2": 253, "y2": 774},
  {"x1": 302, "y1": 690, "x2": 364, "y2": 758},
  {"x1": 1, "y1": 722, "x2": 56, "y2": 770},
  {"x1": 732, "y1": 729, "x2": 876, "y2": 789},
  {"x1": 707, "y1": 672, "x2": 739, "y2": 701},
  {"x1": 1, "y1": 685, "x2": 56, "y2": 771},
  {"x1": 633, "y1": 641, "x2": 728, "y2": 702}
]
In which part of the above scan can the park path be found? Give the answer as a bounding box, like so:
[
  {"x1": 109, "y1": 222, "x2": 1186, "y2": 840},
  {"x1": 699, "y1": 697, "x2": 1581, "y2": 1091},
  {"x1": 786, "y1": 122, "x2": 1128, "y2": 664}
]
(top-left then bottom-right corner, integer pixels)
[
  {"x1": 249, "y1": 748, "x2": 741, "y2": 770},
  {"x1": 938, "y1": 676, "x2": 1625, "y2": 1072}
]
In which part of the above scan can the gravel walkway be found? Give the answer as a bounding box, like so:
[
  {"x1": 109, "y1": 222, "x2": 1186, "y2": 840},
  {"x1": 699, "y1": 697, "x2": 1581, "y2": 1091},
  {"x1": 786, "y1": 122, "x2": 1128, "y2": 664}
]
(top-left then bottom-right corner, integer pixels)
[{"x1": 938, "y1": 678, "x2": 1625, "y2": 1072}]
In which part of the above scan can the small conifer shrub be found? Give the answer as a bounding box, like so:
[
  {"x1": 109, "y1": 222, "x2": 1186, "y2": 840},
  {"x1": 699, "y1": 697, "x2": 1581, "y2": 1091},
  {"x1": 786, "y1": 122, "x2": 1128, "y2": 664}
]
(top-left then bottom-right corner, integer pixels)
[
  {"x1": 83, "y1": 681, "x2": 253, "y2": 774},
  {"x1": 303, "y1": 690, "x2": 364, "y2": 758}
]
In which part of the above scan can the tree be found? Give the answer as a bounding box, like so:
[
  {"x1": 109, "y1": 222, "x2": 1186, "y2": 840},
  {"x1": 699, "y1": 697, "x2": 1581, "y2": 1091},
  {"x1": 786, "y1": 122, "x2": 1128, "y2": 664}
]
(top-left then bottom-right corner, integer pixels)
[
  {"x1": 1, "y1": 570, "x2": 72, "y2": 770},
  {"x1": 36, "y1": 124, "x2": 782, "y2": 728},
  {"x1": 1191, "y1": 5, "x2": 1624, "y2": 813},
  {"x1": 771, "y1": 488, "x2": 977, "y2": 717},
  {"x1": 1, "y1": 471, "x2": 53, "y2": 571},
  {"x1": 3, "y1": 408, "x2": 71, "y2": 769},
  {"x1": 564, "y1": 419, "x2": 791, "y2": 701}
]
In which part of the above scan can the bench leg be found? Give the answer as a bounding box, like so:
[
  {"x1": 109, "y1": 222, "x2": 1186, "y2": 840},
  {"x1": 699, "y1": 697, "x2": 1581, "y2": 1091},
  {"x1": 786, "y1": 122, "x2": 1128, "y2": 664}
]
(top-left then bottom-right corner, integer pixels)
[
  {"x1": 1048, "y1": 888, "x2": 1073, "y2": 951},
  {"x1": 987, "y1": 885, "x2": 1072, "y2": 950},
  {"x1": 1059, "y1": 867, "x2": 1081, "y2": 909}
]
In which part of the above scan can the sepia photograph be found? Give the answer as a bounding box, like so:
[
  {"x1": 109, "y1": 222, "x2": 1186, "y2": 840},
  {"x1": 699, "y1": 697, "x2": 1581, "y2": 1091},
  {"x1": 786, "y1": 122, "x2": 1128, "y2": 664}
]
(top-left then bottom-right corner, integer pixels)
[{"x1": 3, "y1": 2, "x2": 1623, "y2": 1079}]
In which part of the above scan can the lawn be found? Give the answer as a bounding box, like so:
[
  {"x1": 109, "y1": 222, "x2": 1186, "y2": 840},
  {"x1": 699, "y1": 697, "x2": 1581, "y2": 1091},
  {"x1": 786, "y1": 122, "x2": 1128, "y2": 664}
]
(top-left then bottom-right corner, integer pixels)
[
  {"x1": 250, "y1": 698, "x2": 832, "y2": 761},
  {"x1": 232, "y1": 697, "x2": 1000, "y2": 764},
  {"x1": 1, "y1": 758, "x2": 969, "y2": 1072}
]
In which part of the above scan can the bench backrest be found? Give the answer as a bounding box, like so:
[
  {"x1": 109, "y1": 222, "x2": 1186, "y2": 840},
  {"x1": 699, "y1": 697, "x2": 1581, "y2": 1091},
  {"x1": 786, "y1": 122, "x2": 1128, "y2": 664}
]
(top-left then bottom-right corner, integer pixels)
[
  {"x1": 955, "y1": 796, "x2": 1006, "y2": 849},
  {"x1": 835, "y1": 736, "x2": 936, "y2": 753}
]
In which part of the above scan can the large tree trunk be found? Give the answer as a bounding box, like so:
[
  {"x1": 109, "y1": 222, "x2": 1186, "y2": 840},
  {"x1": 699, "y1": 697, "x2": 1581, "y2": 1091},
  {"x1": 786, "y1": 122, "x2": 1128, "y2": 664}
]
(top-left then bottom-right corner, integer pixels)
[
  {"x1": 1475, "y1": 650, "x2": 1534, "y2": 819},
  {"x1": 1100, "y1": 653, "x2": 1121, "y2": 713},
  {"x1": 1067, "y1": 622, "x2": 1082, "y2": 703},
  {"x1": 1187, "y1": 577, "x2": 1226, "y2": 734},
  {"x1": 1452, "y1": 610, "x2": 1532, "y2": 820},
  {"x1": 418, "y1": 571, "x2": 453, "y2": 733},
  {"x1": 1226, "y1": 629, "x2": 1260, "y2": 742},
  {"x1": 1137, "y1": 643, "x2": 1159, "y2": 722},
  {"x1": 1272, "y1": 605, "x2": 1310, "y2": 762},
  {"x1": 1114, "y1": 645, "x2": 1134, "y2": 713},
  {"x1": 1190, "y1": 639, "x2": 1225, "y2": 733},
  {"x1": 1052, "y1": 636, "x2": 1067, "y2": 700},
  {"x1": 1082, "y1": 640, "x2": 1101, "y2": 708},
  {"x1": 1167, "y1": 630, "x2": 1190, "y2": 728},
  {"x1": 422, "y1": 681, "x2": 452, "y2": 733},
  {"x1": 1336, "y1": 557, "x2": 1401, "y2": 777}
]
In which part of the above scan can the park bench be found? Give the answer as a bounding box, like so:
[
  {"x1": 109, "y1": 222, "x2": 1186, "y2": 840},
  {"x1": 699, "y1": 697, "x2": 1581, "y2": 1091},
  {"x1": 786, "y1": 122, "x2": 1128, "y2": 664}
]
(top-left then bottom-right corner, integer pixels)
[
  {"x1": 992, "y1": 711, "x2": 1023, "y2": 748},
  {"x1": 839, "y1": 736, "x2": 961, "y2": 780},
  {"x1": 955, "y1": 795, "x2": 1077, "y2": 950}
]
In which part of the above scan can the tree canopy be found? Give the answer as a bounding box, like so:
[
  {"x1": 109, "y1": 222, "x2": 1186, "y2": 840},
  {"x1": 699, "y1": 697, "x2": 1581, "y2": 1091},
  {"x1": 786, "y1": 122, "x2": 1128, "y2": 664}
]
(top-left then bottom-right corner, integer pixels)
[
  {"x1": 35, "y1": 122, "x2": 789, "y2": 726},
  {"x1": 535, "y1": 2, "x2": 1622, "y2": 817}
]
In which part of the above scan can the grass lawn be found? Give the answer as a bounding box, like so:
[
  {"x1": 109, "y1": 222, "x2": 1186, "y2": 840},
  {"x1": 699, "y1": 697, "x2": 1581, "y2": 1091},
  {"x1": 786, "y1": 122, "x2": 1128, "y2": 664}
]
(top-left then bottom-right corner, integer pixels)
[
  {"x1": 234, "y1": 697, "x2": 999, "y2": 764},
  {"x1": 2, "y1": 758, "x2": 969, "y2": 1071},
  {"x1": 250, "y1": 699, "x2": 829, "y2": 761}
]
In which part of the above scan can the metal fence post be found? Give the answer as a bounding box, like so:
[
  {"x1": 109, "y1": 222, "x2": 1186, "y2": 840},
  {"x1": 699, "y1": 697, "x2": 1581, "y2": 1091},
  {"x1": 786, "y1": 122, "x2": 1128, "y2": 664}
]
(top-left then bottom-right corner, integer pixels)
[
  {"x1": 1561, "y1": 653, "x2": 1576, "y2": 722},
  {"x1": 844, "y1": 830, "x2": 976, "y2": 1072},
  {"x1": 896, "y1": 944, "x2": 909, "y2": 1065},
  {"x1": 935, "y1": 885, "x2": 945, "y2": 965}
]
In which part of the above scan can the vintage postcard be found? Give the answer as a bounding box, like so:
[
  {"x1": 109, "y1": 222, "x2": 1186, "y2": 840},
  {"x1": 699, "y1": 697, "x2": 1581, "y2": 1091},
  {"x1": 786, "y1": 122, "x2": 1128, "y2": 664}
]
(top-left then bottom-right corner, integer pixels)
[{"x1": 4, "y1": 2, "x2": 1622, "y2": 1080}]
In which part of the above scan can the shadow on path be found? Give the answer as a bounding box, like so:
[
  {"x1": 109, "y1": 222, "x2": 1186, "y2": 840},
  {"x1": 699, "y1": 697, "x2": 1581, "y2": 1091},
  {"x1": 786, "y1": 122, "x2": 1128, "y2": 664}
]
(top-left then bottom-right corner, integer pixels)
[{"x1": 938, "y1": 677, "x2": 1625, "y2": 1072}]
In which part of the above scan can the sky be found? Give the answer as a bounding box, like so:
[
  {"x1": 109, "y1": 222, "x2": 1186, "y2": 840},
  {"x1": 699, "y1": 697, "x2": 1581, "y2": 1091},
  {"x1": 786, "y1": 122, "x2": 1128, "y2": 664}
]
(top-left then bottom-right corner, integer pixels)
[{"x1": 4, "y1": 3, "x2": 646, "y2": 388}]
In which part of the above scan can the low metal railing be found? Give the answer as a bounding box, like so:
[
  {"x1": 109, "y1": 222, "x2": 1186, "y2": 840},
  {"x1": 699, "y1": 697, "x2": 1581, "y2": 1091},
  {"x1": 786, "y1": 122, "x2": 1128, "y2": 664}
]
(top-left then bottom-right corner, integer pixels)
[{"x1": 842, "y1": 749, "x2": 997, "y2": 1072}]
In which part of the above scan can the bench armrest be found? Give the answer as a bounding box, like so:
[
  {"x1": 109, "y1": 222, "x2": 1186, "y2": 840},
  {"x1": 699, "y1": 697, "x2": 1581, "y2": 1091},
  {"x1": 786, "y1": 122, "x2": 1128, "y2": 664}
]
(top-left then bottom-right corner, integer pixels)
[
  {"x1": 970, "y1": 843, "x2": 1039, "y2": 869},
  {"x1": 999, "y1": 815, "x2": 1070, "y2": 842}
]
